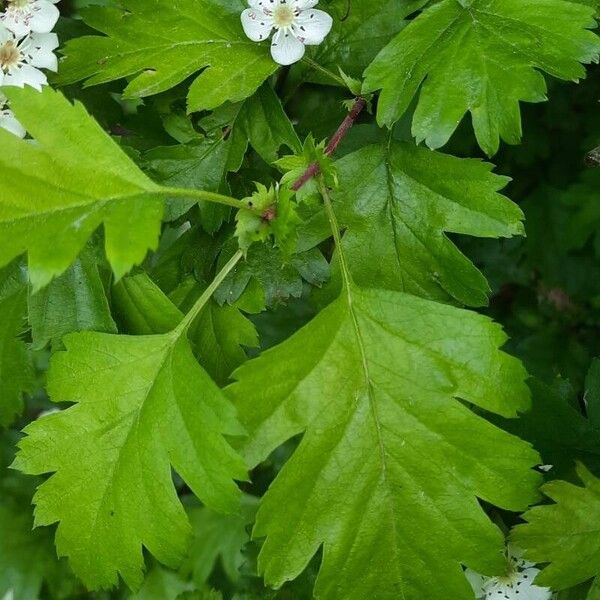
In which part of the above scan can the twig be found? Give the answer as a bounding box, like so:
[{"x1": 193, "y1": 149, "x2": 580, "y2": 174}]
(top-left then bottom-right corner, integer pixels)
[{"x1": 291, "y1": 96, "x2": 367, "y2": 192}]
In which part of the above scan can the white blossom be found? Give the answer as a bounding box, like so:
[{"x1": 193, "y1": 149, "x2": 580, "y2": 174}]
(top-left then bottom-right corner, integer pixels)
[
  {"x1": 1, "y1": 0, "x2": 60, "y2": 38},
  {"x1": 0, "y1": 23, "x2": 58, "y2": 90},
  {"x1": 466, "y1": 547, "x2": 553, "y2": 600},
  {"x1": 241, "y1": 0, "x2": 333, "y2": 66},
  {"x1": 0, "y1": 92, "x2": 25, "y2": 137}
]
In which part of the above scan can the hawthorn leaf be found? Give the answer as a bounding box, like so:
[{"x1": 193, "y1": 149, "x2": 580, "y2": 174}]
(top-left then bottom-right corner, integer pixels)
[
  {"x1": 0, "y1": 263, "x2": 34, "y2": 427},
  {"x1": 57, "y1": 0, "x2": 278, "y2": 112},
  {"x1": 13, "y1": 328, "x2": 248, "y2": 590},
  {"x1": 29, "y1": 244, "x2": 117, "y2": 350},
  {"x1": 130, "y1": 563, "x2": 194, "y2": 600},
  {"x1": 0, "y1": 435, "x2": 78, "y2": 600},
  {"x1": 512, "y1": 464, "x2": 600, "y2": 592},
  {"x1": 364, "y1": 0, "x2": 600, "y2": 155},
  {"x1": 307, "y1": 0, "x2": 427, "y2": 80},
  {"x1": 227, "y1": 284, "x2": 541, "y2": 600},
  {"x1": 334, "y1": 141, "x2": 523, "y2": 306},
  {"x1": 492, "y1": 379, "x2": 600, "y2": 479},
  {"x1": 145, "y1": 84, "x2": 300, "y2": 226},
  {"x1": 0, "y1": 86, "x2": 164, "y2": 290},
  {"x1": 215, "y1": 243, "x2": 330, "y2": 308},
  {"x1": 181, "y1": 495, "x2": 258, "y2": 586},
  {"x1": 113, "y1": 272, "x2": 258, "y2": 386}
]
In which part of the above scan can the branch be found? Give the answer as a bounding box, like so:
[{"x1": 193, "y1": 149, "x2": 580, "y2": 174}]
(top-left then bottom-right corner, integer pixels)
[{"x1": 291, "y1": 96, "x2": 367, "y2": 192}]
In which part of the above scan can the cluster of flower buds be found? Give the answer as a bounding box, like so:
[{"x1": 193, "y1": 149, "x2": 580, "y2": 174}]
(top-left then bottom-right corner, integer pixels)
[{"x1": 0, "y1": 0, "x2": 60, "y2": 137}]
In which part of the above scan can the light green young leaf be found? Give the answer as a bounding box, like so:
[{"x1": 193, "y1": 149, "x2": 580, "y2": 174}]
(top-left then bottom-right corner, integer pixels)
[
  {"x1": 57, "y1": 0, "x2": 278, "y2": 113},
  {"x1": 512, "y1": 464, "x2": 600, "y2": 592},
  {"x1": 13, "y1": 326, "x2": 247, "y2": 590},
  {"x1": 334, "y1": 141, "x2": 523, "y2": 306},
  {"x1": 364, "y1": 0, "x2": 600, "y2": 155},
  {"x1": 29, "y1": 244, "x2": 117, "y2": 350},
  {"x1": 227, "y1": 284, "x2": 541, "y2": 600},
  {"x1": 0, "y1": 263, "x2": 33, "y2": 427},
  {"x1": 0, "y1": 86, "x2": 163, "y2": 290}
]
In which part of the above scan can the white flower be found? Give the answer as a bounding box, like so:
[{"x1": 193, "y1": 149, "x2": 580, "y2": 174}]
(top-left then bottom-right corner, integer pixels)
[
  {"x1": 241, "y1": 0, "x2": 333, "y2": 66},
  {"x1": 466, "y1": 547, "x2": 553, "y2": 600},
  {"x1": 1, "y1": 0, "x2": 60, "y2": 38},
  {"x1": 0, "y1": 93, "x2": 25, "y2": 137},
  {"x1": 0, "y1": 24, "x2": 58, "y2": 90}
]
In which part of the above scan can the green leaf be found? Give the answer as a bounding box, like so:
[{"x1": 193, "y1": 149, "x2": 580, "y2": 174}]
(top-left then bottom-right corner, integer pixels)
[
  {"x1": 130, "y1": 563, "x2": 194, "y2": 600},
  {"x1": 512, "y1": 464, "x2": 600, "y2": 591},
  {"x1": 144, "y1": 83, "x2": 300, "y2": 226},
  {"x1": 308, "y1": 0, "x2": 427, "y2": 79},
  {"x1": 586, "y1": 359, "x2": 600, "y2": 429},
  {"x1": 0, "y1": 263, "x2": 34, "y2": 427},
  {"x1": 29, "y1": 244, "x2": 117, "y2": 350},
  {"x1": 0, "y1": 86, "x2": 164, "y2": 290},
  {"x1": 182, "y1": 495, "x2": 258, "y2": 586},
  {"x1": 227, "y1": 284, "x2": 541, "y2": 599},
  {"x1": 364, "y1": 0, "x2": 600, "y2": 155},
  {"x1": 13, "y1": 327, "x2": 247, "y2": 590},
  {"x1": 113, "y1": 272, "x2": 258, "y2": 385},
  {"x1": 493, "y1": 378, "x2": 600, "y2": 479},
  {"x1": 334, "y1": 141, "x2": 523, "y2": 306},
  {"x1": 0, "y1": 434, "x2": 78, "y2": 600},
  {"x1": 236, "y1": 184, "x2": 300, "y2": 256},
  {"x1": 215, "y1": 243, "x2": 330, "y2": 308},
  {"x1": 58, "y1": 0, "x2": 278, "y2": 112}
]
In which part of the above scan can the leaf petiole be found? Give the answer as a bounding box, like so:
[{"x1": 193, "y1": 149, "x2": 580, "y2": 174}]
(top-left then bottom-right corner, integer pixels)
[
  {"x1": 317, "y1": 176, "x2": 352, "y2": 291},
  {"x1": 173, "y1": 249, "x2": 244, "y2": 336},
  {"x1": 301, "y1": 57, "x2": 348, "y2": 88},
  {"x1": 159, "y1": 187, "x2": 253, "y2": 212}
]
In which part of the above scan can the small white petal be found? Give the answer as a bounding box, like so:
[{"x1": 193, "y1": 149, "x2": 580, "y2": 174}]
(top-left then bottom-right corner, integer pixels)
[
  {"x1": 270, "y1": 28, "x2": 305, "y2": 65},
  {"x1": 5, "y1": 64, "x2": 47, "y2": 90},
  {"x1": 241, "y1": 8, "x2": 273, "y2": 42},
  {"x1": 21, "y1": 32, "x2": 59, "y2": 71},
  {"x1": 0, "y1": 25, "x2": 13, "y2": 44},
  {"x1": 0, "y1": 109, "x2": 26, "y2": 138},
  {"x1": 465, "y1": 569, "x2": 486, "y2": 597},
  {"x1": 29, "y1": 1, "x2": 61, "y2": 34},
  {"x1": 294, "y1": 8, "x2": 332, "y2": 45},
  {"x1": 293, "y1": 0, "x2": 319, "y2": 9}
]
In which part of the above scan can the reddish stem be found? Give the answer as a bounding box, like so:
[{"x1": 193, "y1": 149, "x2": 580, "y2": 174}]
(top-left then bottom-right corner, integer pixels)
[{"x1": 291, "y1": 96, "x2": 367, "y2": 192}]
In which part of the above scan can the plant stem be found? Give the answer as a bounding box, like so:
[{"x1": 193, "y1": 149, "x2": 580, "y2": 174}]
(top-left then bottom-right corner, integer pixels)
[
  {"x1": 301, "y1": 57, "x2": 348, "y2": 88},
  {"x1": 291, "y1": 96, "x2": 367, "y2": 192},
  {"x1": 160, "y1": 187, "x2": 250, "y2": 212},
  {"x1": 318, "y1": 176, "x2": 352, "y2": 291},
  {"x1": 174, "y1": 249, "x2": 244, "y2": 336}
]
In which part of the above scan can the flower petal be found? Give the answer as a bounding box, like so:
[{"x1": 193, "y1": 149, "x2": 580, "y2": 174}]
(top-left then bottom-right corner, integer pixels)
[
  {"x1": 247, "y1": 0, "x2": 273, "y2": 13},
  {"x1": 0, "y1": 25, "x2": 13, "y2": 44},
  {"x1": 20, "y1": 32, "x2": 59, "y2": 71},
  {"x1": 241, "y1": 8, "x2": 273, "y2": 42},
  {"x1": 29, "y1": 0, "x2": 61, "y2": 34},
  {"x1": 294, "y1": 8, "x2": 332, "y2": 45},
  {"x1": 5, "y1": 64, "x2": 47, "y2": 90},
  {"x1": 270, "y1": 29, "x2": 305, "y2": 65},
  {"x1": 0, "y1": 109, "x2": 26, "y2": 138},
  {"x1": 293, "y1": 0, "x2": 319, "y2": 9}
]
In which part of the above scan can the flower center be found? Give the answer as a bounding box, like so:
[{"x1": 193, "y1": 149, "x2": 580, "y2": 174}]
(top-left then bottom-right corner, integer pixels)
[
  {"x1": 272, "y1": 5, "x2": 295, "y2": 28},
  {"x1": 0, "y1": 40, "x2": 20, "y2": 72}
]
